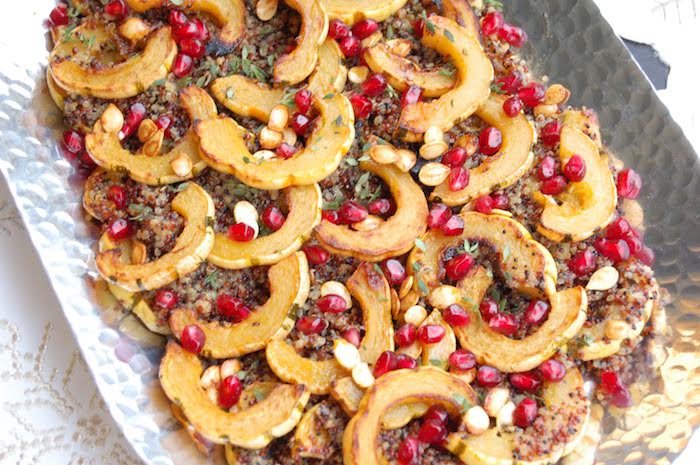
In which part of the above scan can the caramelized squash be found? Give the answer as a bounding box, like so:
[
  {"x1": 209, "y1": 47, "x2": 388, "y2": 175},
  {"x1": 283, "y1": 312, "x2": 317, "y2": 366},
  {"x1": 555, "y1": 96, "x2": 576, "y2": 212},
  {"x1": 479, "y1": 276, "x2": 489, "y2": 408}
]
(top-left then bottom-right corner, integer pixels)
[
  {"x1": 292, "y1": 402, "x2": 335, "y2": 460},
  {"x1": 308, "y1": 39, "x2": 348, "y2": 95},
  {"x1": 420, "y1": 309, "x2": 456, "y2": 370},
  {"x1": 319, "y1": 0, "x2": 408, "y2": 25}
]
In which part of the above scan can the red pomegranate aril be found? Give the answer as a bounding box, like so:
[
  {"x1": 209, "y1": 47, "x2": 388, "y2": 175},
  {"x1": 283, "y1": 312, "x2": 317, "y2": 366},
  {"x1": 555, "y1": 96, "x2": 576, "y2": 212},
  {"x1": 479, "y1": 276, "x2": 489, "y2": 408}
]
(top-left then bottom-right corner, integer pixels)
[
  {"x1": 107, "y1": 218, "x2": 133, "y2": 240},
  {"x1": 595, "y1": 238, "x2": 630, "y2": 263},
  {"x1": 373, "y1": 350, "x2": 398, "y2": 377},
  {"x1": 343, "y1": 327, "x2": 361, "y2": 347},
  {"x1": 105, "y1": 0, "x2": 128, "y2": 19},
  {"x1": 368, "y1": 198, "x2": 393, "y2": 216},
  {"x1": 474, "y1": 195, "x2": 494, "y2": 214},
  {"x1": 218, "y1": 375, "x2": 243, "y2": 410},
  {"x1": 322, "y1": 209, "x2": 341, "y2": 224},
  {"x1": 217, "y1": 294, "x2": 251, "y2": 322},
  {"x1": 510, "y1": 372, "x2": 541, "y2": 392},
  {"x1": 539, "y1": 359, "x2": 566, "y2": 382},
  {"x1": 600, "y1": 370, "x2": 622, "y2": 394},
  {"x1": 477, "y1": 365, "x2": 503, "y2": 387},
  {"x1": 427, "y1": 203, "x2": 452, "y2": 229},
  {"x1": 396, "y1": 354, "x2": 419, "y2": 370},
  {"x1": 441, "y1": 214, "x2": 465, "y2": 236},
  {"x1": 155, "y1": 289, "x2": 178, "y2": 309},
  {"x1": 227, "y1": 222, "x2": 255, "y2": 242},
  {"x1": 155, "y1": 114, "x2": 172, "y2": 132},
  {"x1": 316, "y1": 294, "x2": 347, "y2": 314},
  {"x1": 261, "y1": 206, "x2": 286, "y2": 231},
  {"x1": 617, "y1": 168, "x2": 643, "y2": 199},
  {"x1": 424, "y1": 405, "x2": 450, "y2": 425},
  {"x1": 478, "y1": 126, "x2": 503, "y2": 155},
  {"x1": 120, "y1": 103, "x2": 147, "y2": 139},
  {"x1": 498, "y1": 23, "x2": 528, "y2": 47},
  {"x1": 624, "y1": 235, "x2": 643, "y2": 256},
  {"x1": 607, "y1": 217, "x2": 631, "y2": 239},
  {"x1": 481, "y1": 11, "x2": 504, "y2": 35},
  {"x1": 637, "y1": 246, "x2": 655, "y2": 266},
  {"x1": 568, "y1": 250, "x2": 596, "y2": 277},
  {"x1": 328, "y1": 19, "x2": 351, "y2": 40},
  {"x1": 449, "y1": 349, "x2": 476, "y2": 371},
  {"x1": 107, "y1": 185, "x2": 128, "y2": 209},
  {"x1": 276, "y1": 142, "x2": 298, "y2": 159},
  {"x1": 349, "y1": 94, "x2": 372, "y2": 118},
  {"x1": 513, "y1": 398, "x2": 538, "y2": 428},
  {"x1": 382, "y1": 259, "x2": 406, "y2": 286},
  {"x1": 517, "y1": 82, "x2": 546, "y2": 108},
  {"x1": 191, "y1": 18, "x2": 210, "y2": 42},
  {"x1": 397, "y1": 436, "x2": 420, "y2": 465},
  {"x1": 173, "y1": 21, "x2": 199, "y2": 42},
  {"x1": 172, "y1": 53, "x2": 194, "y2": 78},
  {"x1": 445, "y1": 254, "x2": 474, "y2": 281},
  {"x1": 168, "y1": 10, "x2": 188, "y2": 28},
  {"x1": 496, "y1": 72, "x2": 523, "y2": 94},
  {"x1": 443, "y1": 304, "x2": 470, "y2": 327},
  {"x1": 63, "y1": 130, "x2": 84, "y2": 154},
  {"x1": 362, "y1": 73, "x2": 388, "y2": 97},
  {"x1": 541, "y1": 120, "x2": 562, "y2": 147},
  {"x1": 181, "y1": 324, "x2": 205, "y2": 354},
  {"x1": 479, "y1": 297, "x2": 499, "y2": 322},
  {"x1": 610, "y1": 385, "x2": 633, "y2": 408},
  {"x1": 294, "y1": 89, "x2": 312, "y2": 115},
  {"x1": 401, "y1": 85, "x2": 424, "y2": 108},
  {"x1": 442, "y1": 147, "x2": 468, "y2": 168},
  {"x1": 537, "y1": 156, "x2": 556, "y2": 181},
  {"x1": 339, "y1": 201, "x2": 368, "y2": 224},
  {"x1": 179, "y1": 38, "x2": 205, "y2": 59},
  {"x1": 540, "y1": 175, "x2": 568, "y2": 195},
  {"x1": 492, "y1": 193, "x2": 510, "y2": 210},
  {"x1": 395, "y1": 323, "x2": 417, "y2": 347},
  {"x1": 489, "y1": 313, "x2": 518, "y2": 335},
  {"x1": 352, "y1": 19, "x2": 379, "y2": 39},
  {"x1": 339, "y1": 36, "x2": 361, "y2": 57},
  {"x1": 418, "y1": 418, "x2": 447, "y2": 445},
  {"x1": 303, "y1": 245, "x2": 330, "y2": 265},
  {"x1": 50, "y1": 4, "x2": 69, "y2": 26},
  {"x1": 448, "y1": 167, "x2": 470, "y2": 192},
  {"x1": 412, "y1": 19, "x2": 425, "y2": 38},
  {"x1": 417, "y1": 324, "x2": 446, "y2": 344},
  {"x1": 503, "y1": 97, "x2": 523, "y2": 117},
  {"x1": 296, "y1": 316, "x2": 328, "y2": 335},
  {"x1": 291, "y1": 112, "x2": 311, "y2": 136},
  {"x1": 525, "y1": 299, "x2": 549, "y2": 326},
  {"x1": 564, "y1": 154, "x2": 587, "y2": 182}
]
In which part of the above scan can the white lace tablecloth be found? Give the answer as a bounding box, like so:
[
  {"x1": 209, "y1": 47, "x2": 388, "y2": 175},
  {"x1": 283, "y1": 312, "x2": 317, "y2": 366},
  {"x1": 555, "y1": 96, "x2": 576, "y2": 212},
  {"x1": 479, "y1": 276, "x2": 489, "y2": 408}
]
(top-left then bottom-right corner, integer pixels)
[{"x1": 0, "y1": 1, "x2": 698, "y2": 464}]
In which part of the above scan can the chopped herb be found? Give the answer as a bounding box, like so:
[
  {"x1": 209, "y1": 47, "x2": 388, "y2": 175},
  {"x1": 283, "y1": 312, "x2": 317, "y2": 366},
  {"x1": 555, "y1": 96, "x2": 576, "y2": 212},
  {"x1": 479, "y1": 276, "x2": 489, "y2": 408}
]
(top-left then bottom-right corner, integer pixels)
[
  {"x1": 281, "y1": 89, "x2": 297, "y2": 107},
  {"x1": 429, "y1": 359, "x2": 443, "y2": 367},
  {"x1": 412, "y1": 262, "x2": 422, "y2": 272},
  {"x1": 243, "y1": 156, "x2": 252, "y2": 164},
  {"x1": 453, "y1": 393, "x2": 473, "y2": 413},
  {"x1": 61, "y1": 24, "x2": 78, "y2": 42},
  {"x1": 443, "y1": 29, "x2": 455, "y2": 43},
  {"x1": 226, "y1": 87, "x2": 235, "y2": 99},
  {"x1": 491, "y1": 82, "x2": 505, "y2": 94},
  {"x1": 580, "y1": 334, "x2": 594, "y2": 347},
  {"x1": 502, "y1": 245, "x2": 511, "y2": 263},
  {"x1": 420, "y1": 11, "x2": 436, "y2": 34},
  {"x1": 334, "y1": 115, "x2": 343, "y2": 126},
  {"x1": 498, "y1": 298, "x2": 506, "y2": 312},
  {"x1": 128, "y1": 204, "x2": 153, "y2": 221},
  {"x1": 153, "y1": 78, "x2": 166, "y2": 87},
  {"x1": 323, "y1": 93, "x2": 335, "y2": 99},
  {"x1": 170, "y1": 0, "x2": 184, "y2": 5},
  {"x1": 358, "y1": 154, "x2": 370, "y2": 162},
  {"x1": 439, "y1": 67, "x2": 456, "y2": 76},
  {"x1": 236, "y1": 370, "x2": 247, "y2": 380},
  {"x1": 324, "y1": 195, "x2": 346, "y2": 210},
  {"x1": 361, "y1": 141, "x2": 373, "y2": 152},
  {"x1": 253, "y1": 388, "x2": 265, "y2": 402},
  {"x1": 209, "y1": 61, "x2": 221, "y2": 77},
  {"x1": 195, "y1": 75, "x2": 209, "y2": 88},
  {"x1": 386, "y1": 24, "x2": 395, "y2": 40},
  {"x1": 67, "y1": 6, "x2": 81, "y2": 18},
  {"x1": 417, "y1": 278, "x2": 429, "y2": 295},
  {"x1": 415, "y1": 238, "x2": 427, "y2": 252},
  {"x1": 385, "y1": 85, "x2": 399, "y2": 99},
  {"x1": 373, "y1": 263, "x2": 384, "y2": 276},
  {"x1": 484, "y1": 0, "x2": 504, "y2": 11},
  {"x1": 345, "y1": 157, "x2": 359, "y2": 167},
  {"x1": 463, "y1": 240, "x2": 478, "y2": 255},
  {"x1": 204, "y1": 270, "x2": 221, "y2": 289}
]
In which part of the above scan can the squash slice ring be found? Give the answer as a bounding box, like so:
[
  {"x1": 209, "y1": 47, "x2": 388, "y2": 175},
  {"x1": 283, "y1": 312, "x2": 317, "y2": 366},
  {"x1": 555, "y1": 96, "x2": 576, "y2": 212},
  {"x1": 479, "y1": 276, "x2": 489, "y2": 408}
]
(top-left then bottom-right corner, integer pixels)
[
  {"x1": 159, "y1": 342, "x2": 310, "y2": 448},
  {"x1": 319, "y1": 0, "x2": 408, "y2": 25},
  {"x1": 96, "y1": 183, "x2": 215, "y2": 292},
  {"x1": 169, "y1": 251, "x2": 310, "y2": 358}
]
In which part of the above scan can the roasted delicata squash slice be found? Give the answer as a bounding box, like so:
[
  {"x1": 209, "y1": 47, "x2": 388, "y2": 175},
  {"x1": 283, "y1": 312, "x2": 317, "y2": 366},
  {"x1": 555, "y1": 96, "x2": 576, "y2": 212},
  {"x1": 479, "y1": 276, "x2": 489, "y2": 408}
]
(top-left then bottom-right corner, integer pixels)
[
  {"x1": 342, "y1": 367, "x2": 478, "y2": 465},
  {"x1": 315, "y1": 160, "x2": 428, "y2": 261},
  {"x1": 169, "y1": 252, "x2": 310, "y2": 358},
  {"x1": 446, "y1": 368, "x2": 590, "y2": 465},
  {"x1": 97, "y1": 183, "x2": 214, "y2": 292},
  {"x1": 46, "y1": 67, "x2": 66, "y2": 110},
  {"x1": 266, "y1": 263, "x2": 394, "y2": 394},
  {"x1": 50, "y1": 27, "x2": 176, "y2": 99},
  {"x1": 419, "y1": 309, "x2": 456, "y2": 370},
  {"x1": 209, "y1": 184, "x2": 322, "y2": 269},
  {"x1": 292, "y1": 402, "x2": 336, "y2": 460},
  {"x1": 432, "y1": 95, "x2": 536, "y2": 206},
  {"x1": 319, "y1": 0, "x2": 408, "y2": 24},
  {"x1": 196, "y1": 92, "x2": 354, "y2": 189},
  {"x1": 308, "y1": 39, "x2": 348, "y2": 95},
  {"x1": 398, "y1": 15, "x2": 492, "y2": 140},
  {"x1": 330, "y1": 376, "x2": 365, "y2": 415},
  {"x1": 86, "y1": 86, "x2": 217, "y2": 185},
  {"x1": 123, "y1": 0, "x2": 245, "y2": 45},
  {"x1": 534, "y1": 125, "x2": 617, "y2": 242},
  {"x1": 159, "y1": 342, "x2": 310, "y2": 448},
  {"x1": 441, "y1": 0, "x2": 481, "y2": 41}
]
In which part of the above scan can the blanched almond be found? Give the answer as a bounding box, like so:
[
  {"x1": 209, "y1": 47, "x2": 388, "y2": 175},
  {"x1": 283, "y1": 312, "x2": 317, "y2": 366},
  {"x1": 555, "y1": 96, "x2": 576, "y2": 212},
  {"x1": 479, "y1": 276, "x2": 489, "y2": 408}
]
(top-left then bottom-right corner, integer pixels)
[
  {"x1": 137, "y1": 118, "x2": 158, "y2": 143},
  {"x1": 233, "y1": 200, "x2": 259, "y2": 225},
  {"x1": 533, "y1": 103, "x2": 558, "y2": 118},
  {"x1": 450, "y1": 368, "x2": 476, "y2": 384},
  {"x1": 254, "y1": 149, "x2": 277, "y2": 161},
  {"x1": 497, "y1": 401, "x2": 515, "y2": 428},
  {"x1": 369, "y1": 144, "x2": 400, "y2": 164},
  {"x1": 455, "y1": 133, "x2": 479, "y2": 156},
  {"x1": 390, "y1": 288, "x2": 400, "y2": 319},
  {"x1": 170, "y1": 152, "x2": 193, "y2": 177},
  {"x1": 395, "y1": 149, "x2": 417, "y2": 172},
  {"x1": 419, "y1": 162, "x2": 450, "y2": 186},
  {"x1": 483, "y1": 386, "x2": 510, "y2": 417},
  {"x1": 206, "y1": 385, "x2": 219, "y2": 405},
  {"x1": 131, "y1": 240, "x2": 147, "y2": 265},
  {"x1": 119, "y1": 17, "x2": 151, "y2": 42},
  {"x1": 387, "y1": 39, "x2": 412, "y2": 57},
  {"x1": 352, "y1": 215, "x2": 383, "y2": 231},
  {"x1": 268, "y1": 104, "x2": 289, "y2": 132},
  {"x1": 543, "y1": 83, "x2": 570, "y2": 106},
  {"x1": 101, "y1": 104, "x2": 124, "y2": 133},
  {"x1": 282, "y1": 127, "x2": 298, "y2": 146},
  {"x1": 256, "y1": 0, "x2": 278, "y2": 21},
  {"x1": 427, "y1": 285, "x2": 460, "y2": 309},
  {"x1": 259, "y1": 127, "x2": 283, "y2": 149},
  {"x1": 334, "y1": 339, "x2": 362, "y2": 370},
  {"x1": 140, "y1": 129, "x2": 164, "y2": 157},
  {"x1": 400, "y1": 290, "x2": 420, "y2": 312},
  {"x1": 200, "y1": 366, "x2": 221, "y2": 389},
  {"x1": 348, "y1": 66, "x2": 369, "y2": 84},
  {"x1": 220, "y1": 359, "x2": 242, "y2": 380},
  {"x1": 352, "y1": 362, "x2": 375, "y2": 388},
  {"x1": 361, "y1": 31, "x2": 382, "y2": 48},
  {"x1": 419, "y1": 141, "x2": 449, "y2": 160},
  {"x1": 586, "y1": 266, "x2": 619, "y2": 291},
  {"x1": 605, "y1": 319, "x2": 629, "y2": 340},
  {"x1": 321, "y1": 281, "x2": 352, "y2": 309},
  {"x1": 403, "y1": 305, "x2": 428, "y2": 326},
  {"x1": 424, "y1": 126, "x2": 444, "y2": 145},
  {"x1": 398, "y1": 276, "x2": 414, "y2": 299},
  {"x1": 465, "y1": 406, "x2": 490, "y2": 435}
]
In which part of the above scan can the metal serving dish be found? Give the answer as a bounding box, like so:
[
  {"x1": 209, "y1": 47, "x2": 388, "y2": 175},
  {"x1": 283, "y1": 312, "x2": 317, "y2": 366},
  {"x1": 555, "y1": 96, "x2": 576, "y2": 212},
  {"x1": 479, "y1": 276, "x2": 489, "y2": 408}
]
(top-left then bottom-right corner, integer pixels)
[{"x1": 0, "y1": 0, "x2": 698, "y2": 464}]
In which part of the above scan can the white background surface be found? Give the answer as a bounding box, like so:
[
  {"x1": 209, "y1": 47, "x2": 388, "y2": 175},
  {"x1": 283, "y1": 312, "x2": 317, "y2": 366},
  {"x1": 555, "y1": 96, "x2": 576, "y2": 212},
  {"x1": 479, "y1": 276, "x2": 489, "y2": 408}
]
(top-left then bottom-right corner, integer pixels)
[{"x1": 0, "y1": 1, "x2": 698, "y2": 464}]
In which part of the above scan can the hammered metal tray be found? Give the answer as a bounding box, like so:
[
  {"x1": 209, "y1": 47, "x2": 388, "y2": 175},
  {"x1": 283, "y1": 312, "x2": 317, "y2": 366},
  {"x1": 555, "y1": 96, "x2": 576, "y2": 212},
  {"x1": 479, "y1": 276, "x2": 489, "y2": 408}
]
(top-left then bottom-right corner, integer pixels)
[{"x1": 0, "y1": 1, "x2": 698, "y2": 464}]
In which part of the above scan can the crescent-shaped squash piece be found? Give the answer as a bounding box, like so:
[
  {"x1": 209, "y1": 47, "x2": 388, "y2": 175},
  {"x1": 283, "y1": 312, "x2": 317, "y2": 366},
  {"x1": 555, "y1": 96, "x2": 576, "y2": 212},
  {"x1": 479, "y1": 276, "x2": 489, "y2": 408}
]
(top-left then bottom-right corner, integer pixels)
[
  {"x1": 46, "y1": 68, "x2": 66, "y2": 110},
  {"x1": 96, "y1": 183, "x2": 215, "y2": 292},
  {"x1": 315, "y1": 160, "x2": 428, "y2": 261},
  {"x1": 50, "y1": 27, "x2": 176, "y2": 99},
  {"x1": 292, "y1": 402, "x2": 336, "y2": 460},
  {"x1": 159, "y1": 342, "x2": 310, "y2": 448},
  {"x1": 441, "y1": 0, "x2": 482, "y2": 42},
  {"x1": 209, "y1": 184, "x2": 323, "y2": 269},
  {"x1": 169, "y1": 252, "x2": 310, "y2": 358},
  {"x1": 308, "y1": 39, "x2": 348, "y2": 95},
  {"x1": 534, "y1": 125, "x2": 617, "y2": 242},
  {"x1": 398, "y1": 15, "x2": 493, "y2": 140},
  {"x1": 85, "y1": 86, "x2": 217, "y2": 185},
  {"x1": 319, "y1": 0, "x2": 408, "y2": 25},
  {"x1": 431, "y1": 95, "x2": 536, "y2": 206},
  {"x1": 196, "y1": 92, "x2": 354, "y2": 189}
]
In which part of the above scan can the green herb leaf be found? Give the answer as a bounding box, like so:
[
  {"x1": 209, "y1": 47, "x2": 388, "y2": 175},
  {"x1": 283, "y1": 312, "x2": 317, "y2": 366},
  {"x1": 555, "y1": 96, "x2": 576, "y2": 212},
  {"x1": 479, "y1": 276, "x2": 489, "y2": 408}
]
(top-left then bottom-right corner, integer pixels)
[
  {"x1": 443, "y1": 29, "x2": 455, "y2": 43},
  {"x1": 484, "y1": 0, "x2": 504, "y2": 11},
  {"x1": 236, "y1": 370, "x2": 247, "y2": 380},
  {"x1": 345, "y1": 157, "x2": 359, "y2": 167},
  {"x1": 226, "y1": 87, "x2": 235, "y2": 100},
  {"x1": 417, "y1": 278, "x2": 429, "y2": 295},
  {"x1": 253, "y1": 388, "x2": 265, "y2": 401},
  {"x1": 453, "y1": 393, "x2": 473, "y2": 413},
  {"x1": 204, "y1": 270, "x2": 221, "y2": 289},
  {"x1": 412, "y1": 262, "x2": 422, "y2": 272},
  {"x1": 491, "y1": 82, "x2": 505, "y2": 94},
  {"x1": 323, "y1": 93, "x2": 335, "y2": 99},
  {"x1": 502, "y1": 245, "x2": 511, "y2": 263},
  {"x1": 415, "y1": 238, "x2": 427, "y2": 252},
  {"x1": 429, "y1": 359, "x2": 443, "y2": 367}
]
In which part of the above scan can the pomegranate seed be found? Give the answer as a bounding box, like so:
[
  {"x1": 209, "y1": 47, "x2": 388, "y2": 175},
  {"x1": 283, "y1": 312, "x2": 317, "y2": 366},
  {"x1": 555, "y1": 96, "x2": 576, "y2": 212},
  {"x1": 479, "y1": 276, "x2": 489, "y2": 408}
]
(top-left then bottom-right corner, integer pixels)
[
  {"x1": 63, "y1": 130, "x2": 84, "y2": 154},
  {"x1": 474, "y1": 195, "x2": 494, "y2": 214},
  {"x1": 316, "y1": 294, "x2": 347, "y2": 314},
  {"x1": 637, "y1": 246, "x2": 655, "y2": 266},
  {"x1": 227, "y1": 223, "x2": 255, "y2": 242},
  {"x1": 120, "y1": 103, "x2": 146, "y2": 139},
  {"x1": 168, "y1": 10, "x2": 188, "y2": 28},
  {"x1": 524, "y1": 299, "x2": 549, "y2": 326},
  {"x1": 396, "y1": 353, "x2": 419, "y2": 369},
  {"x1": 368, "y1": 198, "x2": 393, "y2": 216},
  {"x1": 105, "y1": 0, "x2": 128, "y2": 19},
  {"x1": 503, "y1": 97, "x2": 523, "y2": 117},
  {"x1": 172, "y1": 53, "x2": 194, "y2": 78},
  {"x1": 481, "y1": 11, "x2": 504, "y2": 35},
  {"x1": 478, "y1": 126, "x2": 503, "y2": 155},
  {"x1": 401, "y1": 85, "x2": 423, "y2": 108},
  {"x1": 477, "y1": 365, "x2": 502, "y2": 387},
  {"x1": 517, "y1": 82, "x2": 546, "y2": 108},
  {"x1": 624, "y1": 235, "x2": 643, "y2": 256},
  {"x1": 445, "y1": 254, "x2": 474, "y2": 281},
  {"x1": 343, "y1": 327, "x2": 361, "y2": 347},
  {"x1": 216, "y1": 294, "x2": 251, "y2": 322},
  {"x1": 441, "y1": 214, "x2": 465, "y2": 236},
  {"x1": 107, "y1": 185, "x2": 128, "y2": 210},
  {"x1": 541, "y1": 121, "x2": 562, "y2": 147},
  {"x1": 539, "y1": 359, "x2": 566, "y2": 382},
  {"x1": 339, "y1": 201, "x2": 368, "y2": 224},
  {"x1": 362, "y1": 73, "x2": 388, "y2": 97},
  {"x1": 513, "y1": 398, "x2": 538, "y2": 427},
  {"x1": 382, "y1": 259, "x2": 406, "y2": 286},
  {"x1": 179, "y1": 38, "x2": 205, "y2": 59},
  {"x1": 479, "y1": 297, "x2": 499, "y2": 322},
  {"x1": 418, "y1": 418, "x2": 447, "y2": 445},
  {"x1": 155, "y1": 114, "x2": 172, "y2": 132},
  {"x1": 443, "y1": 304, "x2": 470, "y2": 327},
  {"x1": 568, "y1": 250, "x2": 596, "y2": 277},
  {"x1": 496, "y1": 72, "x2": 523, "y2": 94},
  {"x1": 107, "y1": 218, "x2": 133, "y2": 240},
  {"x1": 412, "y1": 19, "x2": 425, "y2": 38},
  {"x1": 442, "y1": 147, "x2": 468, "y2": 168},
  {"x1": 617, "y1": 169, "x2": 642, "y2": 199},
  {"x1": 291, "y1": 113, "x2": 311, "y2": 136},
  {"x1": 498, "y1": 23, "x2": 528, "y2": 47},
  {"x1": 448, "y1": 167, "x2": 470, "y2": 192},
  {"x1": 427, "y1": 203, "x2": 452, "y2": 229},
  {"x1": 218, "y1": 375, "x2": 243, "y2": 409},
  {"x1": 537, "y1": 156, "x2": 556, "y2": 180},
  {"x1": 296, "y1": 316, "x2": 328, "y2": 335},
  {"x1": 303, "y1": 245, "x2": 330, "y2": 265},
  {"x1": 492, "y1": 193, "x2": 510, "y2": 210},
  {"x1": 449, "y1": 349, "x2": 476, "y2": 371},
  {"x1": 276, "y1": 142, "x2": 297, "y2": 159},
  {"x1": 424, "y1": 405, "x2": 450, "y2": 425},
  {"x1": 607, "y1": 217, "x2": 631, "y2": 239},
  {"x1": 564, "y1": 154, "x2": 587, "y2": 182},
  {"x1": 489, "y1": 313, "x2": 518, "y2": 335},
  {"x1": 397, "y1": 436, "x2": 420, "y2": 465},
  {"x1": 181, "y1": 324, "x2": 205, "y2": 354},
  {"x1": 599, "y1": 370, "x2": 633, "y2": 408},
  {"x1": 339, "y1": 36, "x2": 361, "y2": 57},
  {"x1": 173, "y1": 21, "x2": 199, "y2": 42},
  {"x1": 261, "y1": 206, "x2": 286, "y2": 231},
  {"x1": 322, "y1": 209, "x2": 341, "y2": 224},
  {"x1": 192, "y1": 18, "x2": 210, "y2": 42},
  {"x1": 417, "y1": 324, "x2": 446, "y2": 344},
  {"x1": 294, "y1": 89, "x2": 312, "y2": 115},
  {"x1": 155, "y1": 289, "x2": 178, "y2": 309},
  {"x1": 610, "y1": 385, "x2": 633, "y2": 408},
  {"x1": 352, "y1": 19, "x2": 379, "y2": 39},
  {"x1": 540, "y1": 175, "x2": 568, "y2": 195},
  {"x1": 395, "y1": 323, "x2": 417, "y2": 347},
  {"x1": 50, "y1": 4, "x2": 70, "y2": 26},
  {"x1": 510, "y1": 372, "x2": 541, "y2": 392},
  {"x1": 373, "y1": 350, "x2": 398, "y2": 377},
  {"x1": 328, "y1": 19, "x2": 351, "y2": 40},
  {"x1": 349, "y1": 94, "x2": 372, "y2": 118},
  {"x1": 594, "y1": 238, "x2": 630, "y2": 263}
]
